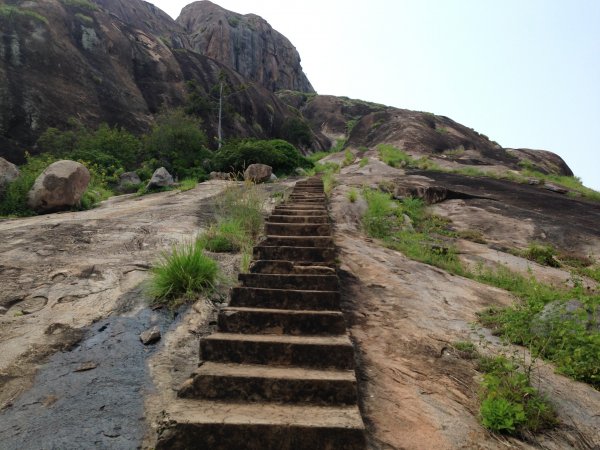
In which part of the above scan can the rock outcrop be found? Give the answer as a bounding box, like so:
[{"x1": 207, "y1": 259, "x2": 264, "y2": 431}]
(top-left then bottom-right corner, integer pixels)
[
  {"x1": 243, "y1": 163, "x2": 272, "y2": 183},
  {"x1": 0, "y1": 0, "x2": 313, "y2": 163},
  {"x1": 146, "y1": 167, "x2": 174, "y2": 190},
  {"x1": 0, "y1": 156, "x2": 19, "y2": 196},
  {"x1": 27, "y1": 160, "x2": 90, "y2": 213},
  {"x1": 177, "y1": 1, "x2": 314, "y2": 93}
]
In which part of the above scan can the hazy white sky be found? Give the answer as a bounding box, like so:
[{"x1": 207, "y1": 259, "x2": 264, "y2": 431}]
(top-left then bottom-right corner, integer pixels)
[{"x1": 151, "y1": 0, "x2": 600, "y2": 190}]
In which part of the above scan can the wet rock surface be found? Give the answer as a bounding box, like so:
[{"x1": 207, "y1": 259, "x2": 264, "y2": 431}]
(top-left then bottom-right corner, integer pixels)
[{"x1": 0, "y1": 307, "x2": 171, "y2": 450}]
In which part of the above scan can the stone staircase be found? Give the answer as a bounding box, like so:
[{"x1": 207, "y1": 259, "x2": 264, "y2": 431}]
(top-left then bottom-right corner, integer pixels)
[{"x1": 156, "y1": 178, "x2": 366, "y2": 450}]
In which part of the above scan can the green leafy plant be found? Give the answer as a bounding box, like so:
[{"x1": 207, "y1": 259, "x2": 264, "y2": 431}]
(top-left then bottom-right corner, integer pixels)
[
  {"x1": 478, "y1": 356, "x2": 555, "y2": 434},
  {"x1": 148, "y1": 240, "x2": 219, "y2": 307}
]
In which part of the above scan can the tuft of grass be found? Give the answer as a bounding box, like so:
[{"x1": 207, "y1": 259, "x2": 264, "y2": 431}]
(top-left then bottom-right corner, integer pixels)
[
  {"x1": 452, "y1": 341, "x2": 476, "y2": 354},
  {"x1": 521, "y1": 242, "x2": 560, "y2": 267},
  {"x1": 359, "y1": 157, "x2": 369, "y2": 168},
  {"x1": 343, "y1": 149, "x2": 354, "y2": 166},
  {"x1": 331, "y1": 139, "x2": 347, "y2": 152},
  {"x1": 377, "y1": 144, "x2": 413, "y2": 168},
  {"x1": 307, "y1": 151, "x2": 330, "y2": 163},
  {"x1": 200, "y1": 219, "x2": 246, "y2": 253},
  {"x1": 347, "y1": 188, "x2": 358, "y2": 203},
  {"x1": 478, "y1": 355, "x2": 556, "y2": 434},
  {"x1": 148, "y1": 240, "x2": 218, "y2": 307},
  {"x1": 178, "y1": 178, "x2": 197, "y2": 192}
]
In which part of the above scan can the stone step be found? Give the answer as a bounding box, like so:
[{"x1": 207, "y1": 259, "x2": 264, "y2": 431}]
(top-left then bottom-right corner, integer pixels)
[
  {"x1": 265, "y1": 222, "x2": 332, "y2": 236},
  {"x1": 253, "y1": 246, "x2": 335, "y2": 263},
  {"x1": 287, "y1": 197, "x2": 326, "y2": 202},
  {"x1": 272, "y1": 208, "x2": 328, "y2": 216},
  {"x1": 201, "y1": 333, "x2": 355, "y2": 369},
  {"x1": 178, "y1": 362, "x2": 357, "y2": 405},
  {"x1": 249, "y1": 260, "x2": 335, "y2": 275},
  {"x1": 218, "y1": 307, "x2": 346, "y2": 335},
  {"x1": 229, "y1": 287, "x2": 341, "y2": 311},
  {"x1": 275, "y1": 204, "x2": 327, "y2": 210},
  {"x1": 260, "y1": 236, "x2": 334, "y2": 248},
  {"x1": 239, "y1": 273, "x2": 339, "y2": 290},
  {"x1": 268, "y1": 215, "x2": 329, "y2": 224},
  {"x1": 156, "y1": 400, "x2": 366, "y2": 450}
]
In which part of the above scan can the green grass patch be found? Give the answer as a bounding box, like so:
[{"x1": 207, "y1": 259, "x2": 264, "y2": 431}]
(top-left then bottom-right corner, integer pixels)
[
  {"x1": 343, "y1": 149, "x2": 354, "y2": 166},
  {"x1": 376, "y1": 144, "x2": 442, "y2": 171},
  {"x1": 476, "y1": 265, "x2": 600, "y2": 388},
  {"x1": 307, "y1": 151, "x2": 330, "y2": 163},
  {"x1": 478, "y1": 355, "x2": 555, "y2": 434},
  {"x1": 520, "y1": 242, "x2": 560, "y2": 267},
  {"x1": 359, "y1": 157, "x2": 369, "y2": 168},
  {"x1": 178, "y1": 178, "x2": 197, "y2": 192},
  {"x1": 361, "y1": 189, "x2": 463, "y2": 273},
  {"x1": 148, "y1": 240, "x2": 218, "y2": 307}
]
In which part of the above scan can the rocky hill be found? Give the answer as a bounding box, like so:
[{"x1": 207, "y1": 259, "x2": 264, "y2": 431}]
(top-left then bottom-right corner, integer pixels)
[
  {"x1": 1, "y1": 0, "x2": 575, "y2": 181},
  {"x1": 177, "y1": 1, "x2": 314, "y2": 93},
  {"x1": 0, "y1": 0, "x2": 313, "y2": 163}
]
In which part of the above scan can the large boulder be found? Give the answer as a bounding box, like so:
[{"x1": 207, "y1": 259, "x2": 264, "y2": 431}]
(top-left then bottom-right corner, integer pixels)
[
  {"x1": 146, "y1": 167, "x2": 174, "y2": 190},
  {"x1": 27, "y1": 160, "x2": 90, "y2": 213},
  {"x1": 0, "y1": 157, "x2": 19, "y2": 197},
  {"x1": 244, "y1": 164, "x2": 272, "y2": 183},
  {"x1": 117, "y1": 172, "x2": 142, "y2": 193},
  {"x1": 531, "y1": 299, "x2": 600, "y2": 336}
]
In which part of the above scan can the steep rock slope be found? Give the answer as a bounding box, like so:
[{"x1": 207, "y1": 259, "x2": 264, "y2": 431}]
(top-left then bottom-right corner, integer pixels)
[
  {"x1": 0, "y1": 0, "x2": 303, "y2": 162},
  {"x1": 278, "y1": 92, "x2": 573, "y2": 176},
  {"x1": 177, "y1": 0, "x2": 314, "y2": 93}
]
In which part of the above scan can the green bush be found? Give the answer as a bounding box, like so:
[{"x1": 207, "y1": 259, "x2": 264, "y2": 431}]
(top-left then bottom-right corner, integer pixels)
[
  {"x1": 38, "y1": 122, "x2": 140, "y2": 172},
  {"x1": 213, "y1": 139, "x2": 311, "y2": 175},
  {"x1": 0, "y1": 154, "x2": 56, "y2": 216},
  {"x1": 280, "y1": 117, "x2": 313, "y2": 148},
  {"x1": 1, "y1": 155, "x2": 114, "y2": 216},
  {"x1": 148, "y1": 240, "x2": 218, "y2": 306},
  {"x1": 143, "y1": 110, "x2": 211, "y2": 179}
]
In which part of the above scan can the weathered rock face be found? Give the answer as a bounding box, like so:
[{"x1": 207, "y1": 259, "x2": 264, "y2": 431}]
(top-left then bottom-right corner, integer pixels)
[
  {"x1": 0, "y1": 0, "x2": 309, "y2": 163},
  {"x1": 244, "y1": 163, "x2": 272, "y2": 183},
  {"x1": 0, "y1": 156, "x2": 20, "y2": 195},
  {"x1": 177, "y1": 1, "x2": 314, "y2": 93},
  {"x1": 27, "y1": 160, "x2": 90, "y2": 213},
  {"x1": 146, "y1": 167, "x2": 174, "y2": 189}
]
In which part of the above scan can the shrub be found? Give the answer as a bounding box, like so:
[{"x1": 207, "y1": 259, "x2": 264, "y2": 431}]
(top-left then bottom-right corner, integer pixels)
[
  {"x1": 38, "y1": 123, "x2": 141, "y2": 172},
  {"x1": 143, "y1": 109, "x2": 211, "y2": 179},
  {"x1": 213, "y1": 139, "x2": 311, "y2": 175},
  {"x1": 148, "y1": 240, "x2": 218, "y2": 306},
  {"x1": 280, "y1": 117, "x2": 313, "y2": 148},
  {"x1": 0, "y1": 154, "x2": 56, "y2": 216}
]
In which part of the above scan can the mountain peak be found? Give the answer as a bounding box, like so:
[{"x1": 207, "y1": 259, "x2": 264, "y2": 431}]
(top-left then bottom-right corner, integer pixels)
[{"x1": 177, "y1": 1, "x2": 314, "y2": 93}]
